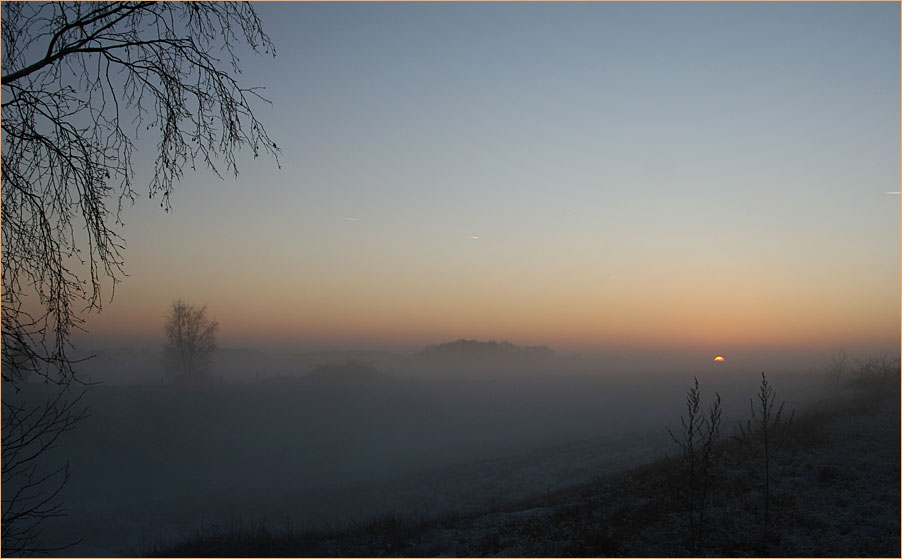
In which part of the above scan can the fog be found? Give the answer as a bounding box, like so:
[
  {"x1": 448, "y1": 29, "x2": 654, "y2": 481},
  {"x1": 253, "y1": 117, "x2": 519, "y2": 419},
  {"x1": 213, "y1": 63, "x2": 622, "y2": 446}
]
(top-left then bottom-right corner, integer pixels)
[{"x1": 16, "y1": 338, "x2": 861, "y2": 555}]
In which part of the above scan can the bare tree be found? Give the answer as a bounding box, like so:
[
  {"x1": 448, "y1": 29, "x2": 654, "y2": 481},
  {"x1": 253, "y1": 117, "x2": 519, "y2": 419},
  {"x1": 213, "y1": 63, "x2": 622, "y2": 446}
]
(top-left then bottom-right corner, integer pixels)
[
  {"x1": 2, "y1": 2, "x2": 278, "y2": 553},
  {"x1": 162, "y1": 300, "x2": 218, "y2": 381},
  {"x1": 1, "y1": 389, "x2": 87, "y2": 556},
  {"x1": 2, "y1": 1, "x2": 278, "y2": 386}
]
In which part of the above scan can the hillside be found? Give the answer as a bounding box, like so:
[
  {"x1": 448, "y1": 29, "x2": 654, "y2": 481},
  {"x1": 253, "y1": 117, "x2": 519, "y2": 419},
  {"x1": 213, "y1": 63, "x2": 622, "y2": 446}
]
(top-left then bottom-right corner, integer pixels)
[{"x1": 148, "y1": 381, "x2": 900, "y2": 557}]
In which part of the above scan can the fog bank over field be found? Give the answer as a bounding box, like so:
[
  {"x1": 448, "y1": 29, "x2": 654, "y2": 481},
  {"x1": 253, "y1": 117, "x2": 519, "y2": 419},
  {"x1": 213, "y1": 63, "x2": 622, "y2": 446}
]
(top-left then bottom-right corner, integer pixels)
[
  {"x1": 28, "y1": 337, "x2": 893, "y2": 555},
  {"x1": 69, "y1": 337, "x2": 883, "y2": 386}
]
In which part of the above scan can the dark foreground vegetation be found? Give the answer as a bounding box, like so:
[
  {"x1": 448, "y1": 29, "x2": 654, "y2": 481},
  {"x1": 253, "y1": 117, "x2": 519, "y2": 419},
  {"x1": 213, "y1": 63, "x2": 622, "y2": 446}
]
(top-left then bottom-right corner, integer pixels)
[{"x1": 147, "y1": 359, "x2": 900, "y2": 557}]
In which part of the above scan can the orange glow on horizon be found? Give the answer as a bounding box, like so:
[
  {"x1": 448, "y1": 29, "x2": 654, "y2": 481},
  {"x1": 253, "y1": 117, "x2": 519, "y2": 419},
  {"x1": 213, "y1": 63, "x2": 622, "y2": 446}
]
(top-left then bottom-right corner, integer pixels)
[
  {"x1": 713, "y1": 356, "x2": 725, "y2": 362},
  {"x1": 68, "y1": 256, "x2": 900, "y2": 356}
]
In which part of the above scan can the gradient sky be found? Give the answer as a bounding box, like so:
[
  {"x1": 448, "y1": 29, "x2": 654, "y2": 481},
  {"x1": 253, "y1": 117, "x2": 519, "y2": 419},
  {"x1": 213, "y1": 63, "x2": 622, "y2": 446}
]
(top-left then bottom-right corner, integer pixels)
[{"x1": 75, "y1": 2, "x2": 900, "y2": 356}]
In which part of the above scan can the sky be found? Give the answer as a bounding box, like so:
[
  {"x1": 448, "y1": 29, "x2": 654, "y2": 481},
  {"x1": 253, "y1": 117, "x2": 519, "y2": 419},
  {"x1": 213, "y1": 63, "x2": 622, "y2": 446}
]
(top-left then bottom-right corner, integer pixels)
[{"x1": 75, "y1": 2, "x2": 900, "y2": 358}]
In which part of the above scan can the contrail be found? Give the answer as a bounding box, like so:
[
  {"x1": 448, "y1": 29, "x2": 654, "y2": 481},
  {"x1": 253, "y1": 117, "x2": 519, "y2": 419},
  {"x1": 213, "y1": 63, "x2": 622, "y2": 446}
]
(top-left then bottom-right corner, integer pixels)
[
  {"x1": 470, "y1": 235, "x2": 480, "y2": 240},
  {"x1": 343, "y1": 216, "x2": 358, "y2": 221},
  {"x1": 885, "y1": 192, "x2": 901, "y2": 195}
]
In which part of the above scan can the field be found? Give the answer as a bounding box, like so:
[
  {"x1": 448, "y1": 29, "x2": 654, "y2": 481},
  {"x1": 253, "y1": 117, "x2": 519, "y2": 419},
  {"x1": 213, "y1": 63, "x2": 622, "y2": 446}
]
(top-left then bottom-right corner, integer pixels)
[{"x1": 19, "y1": 356, "x2": 896, "y2": 557}]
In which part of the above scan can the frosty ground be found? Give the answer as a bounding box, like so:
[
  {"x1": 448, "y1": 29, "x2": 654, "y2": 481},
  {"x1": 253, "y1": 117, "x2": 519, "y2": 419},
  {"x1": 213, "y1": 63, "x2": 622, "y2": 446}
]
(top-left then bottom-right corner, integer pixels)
[
  {"x1": 21, "y1": 354, "x2": 894, "y2": 557},
  {"x1": 147, "y1": 382, "x2": 900, "y2": 557}
]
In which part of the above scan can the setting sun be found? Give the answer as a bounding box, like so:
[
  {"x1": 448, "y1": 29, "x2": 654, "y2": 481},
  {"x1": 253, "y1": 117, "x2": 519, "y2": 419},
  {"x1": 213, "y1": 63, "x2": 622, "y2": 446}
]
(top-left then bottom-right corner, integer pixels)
[{"x1": 713, "y1": 356, "x2": 725, "y2": 362}]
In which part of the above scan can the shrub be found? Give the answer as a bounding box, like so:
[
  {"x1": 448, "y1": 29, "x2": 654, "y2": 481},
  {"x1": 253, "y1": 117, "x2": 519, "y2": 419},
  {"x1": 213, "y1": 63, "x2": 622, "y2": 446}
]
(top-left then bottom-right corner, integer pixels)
[
  {"x1": 845, "y1": 354, "x2": 900, "y2": 399},
  {"x1": 740, "y1": 372, "x2": 793, "y2": 554},
  {"x1": 824, "y1": 350, "x2": 851, "y2": 392},
  {"x1": 667, "y1": 377, "x2": 722, "y2": 555}
]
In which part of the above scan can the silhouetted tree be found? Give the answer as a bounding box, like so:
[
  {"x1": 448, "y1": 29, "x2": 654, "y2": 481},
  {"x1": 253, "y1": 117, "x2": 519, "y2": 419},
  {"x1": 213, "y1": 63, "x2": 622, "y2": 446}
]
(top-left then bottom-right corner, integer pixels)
[
  {"x1": 1, "y1": 388, "x2": 87, "y2": 556},
  {"x1": 1, "y1": 2, "x2": 277, "y2": 553},
  {"x1": 162, "y1": 300, "x2": 219, "y2": 381}
]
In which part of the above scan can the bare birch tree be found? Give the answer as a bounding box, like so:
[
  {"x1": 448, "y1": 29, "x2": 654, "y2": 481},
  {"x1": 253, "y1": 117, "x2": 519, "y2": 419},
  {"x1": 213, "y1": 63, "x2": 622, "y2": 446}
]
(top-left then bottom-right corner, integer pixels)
[
  {"x1": 2, "y1": 2, "x2": 278, "y2": 553},
  {"x1": 162, "y1": 300, "x2": 218, "y2": 382}
]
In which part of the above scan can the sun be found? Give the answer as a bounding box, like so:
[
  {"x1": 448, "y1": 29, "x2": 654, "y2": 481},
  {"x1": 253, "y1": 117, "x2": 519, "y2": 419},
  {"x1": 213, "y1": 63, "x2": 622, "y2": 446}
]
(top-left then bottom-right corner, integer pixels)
[{"x1": 713, "y1": 356, "x2": 725, "y2": 362}]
